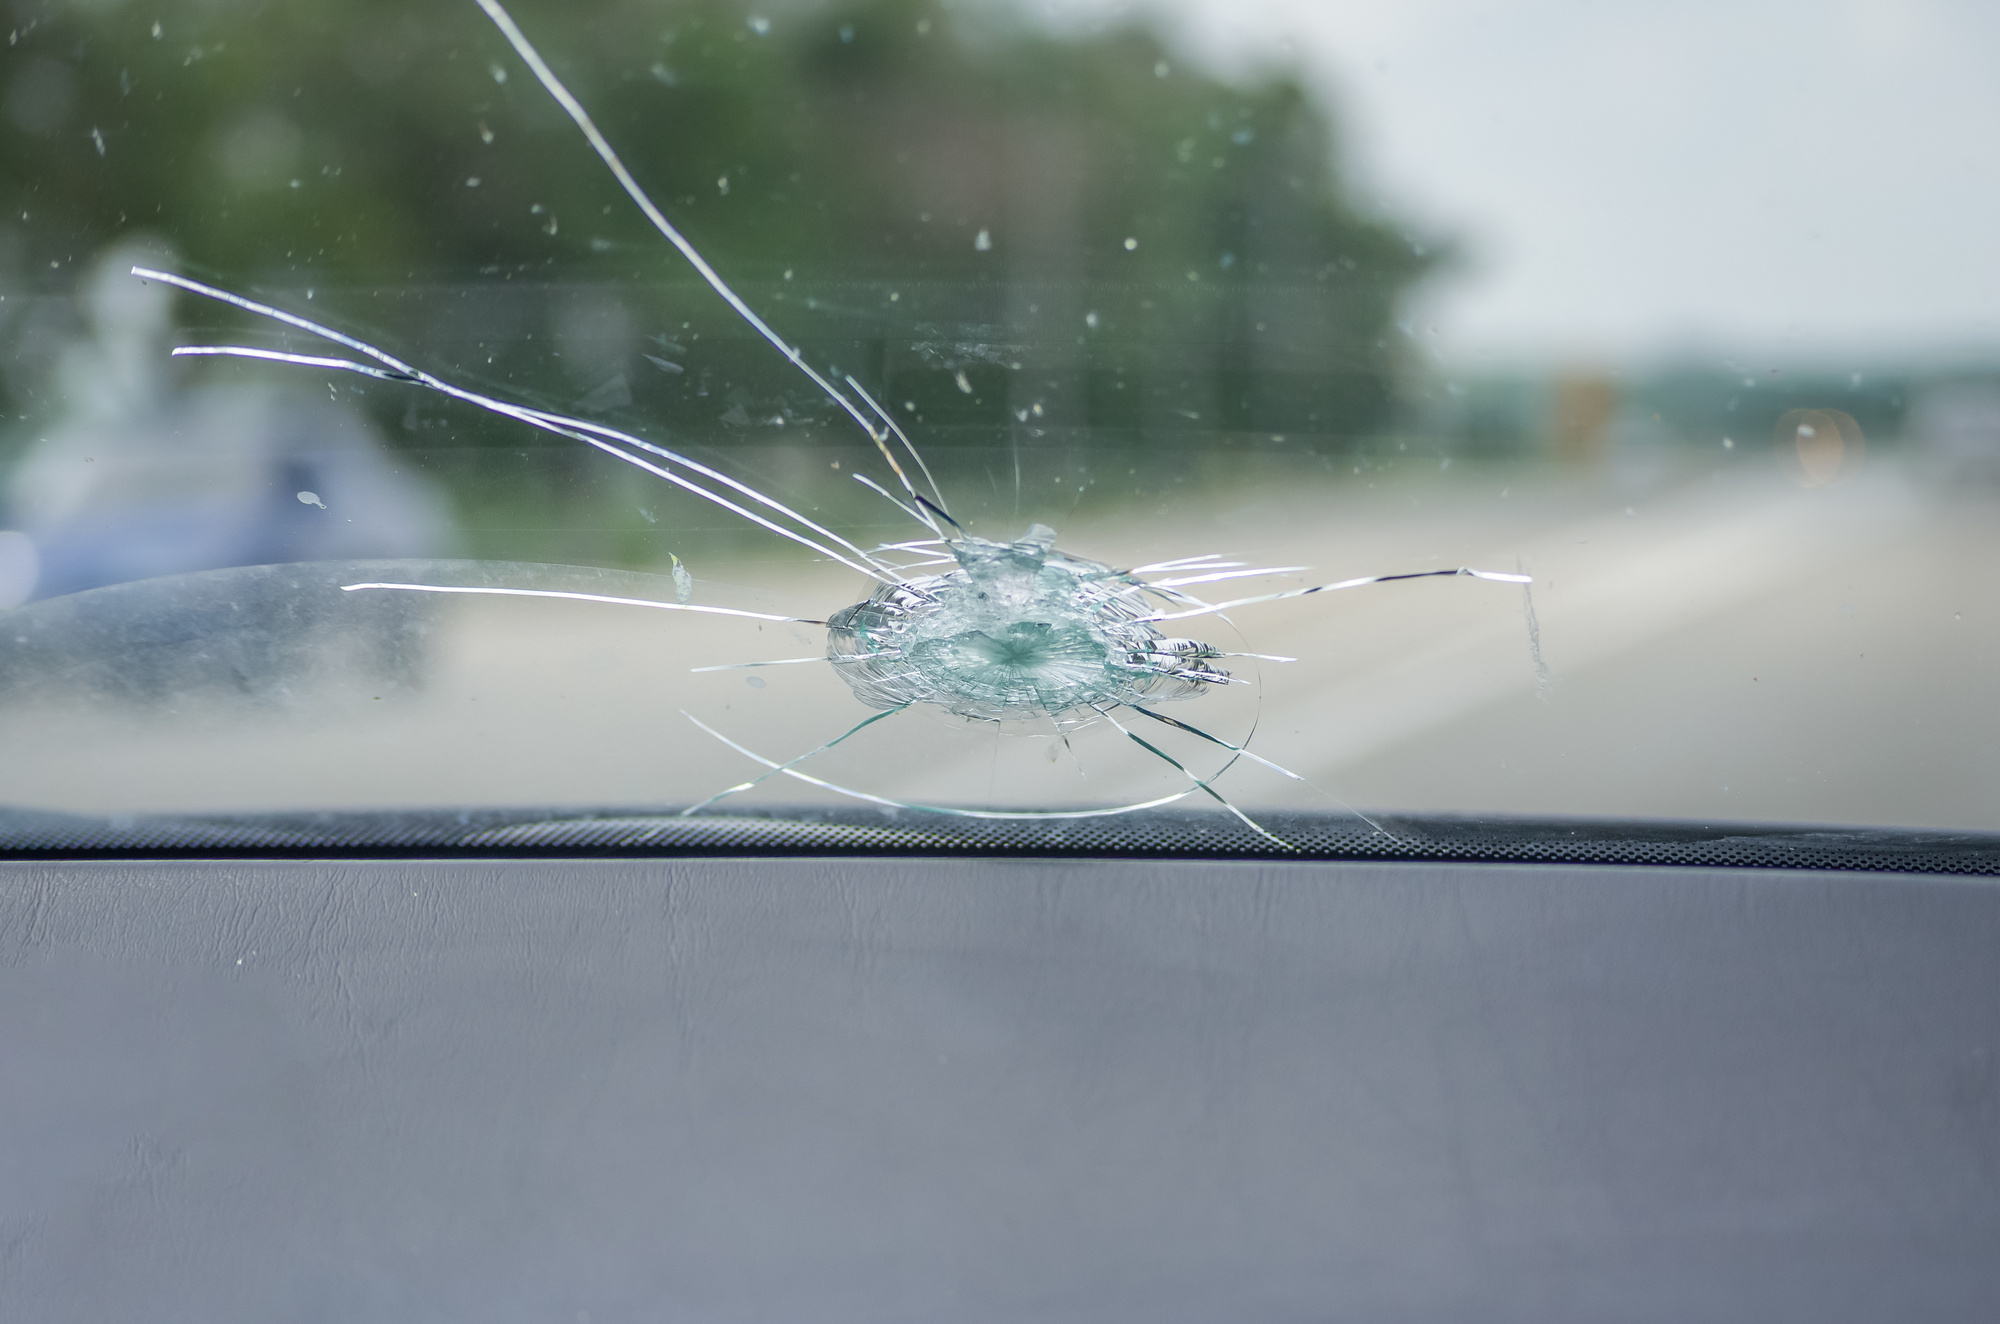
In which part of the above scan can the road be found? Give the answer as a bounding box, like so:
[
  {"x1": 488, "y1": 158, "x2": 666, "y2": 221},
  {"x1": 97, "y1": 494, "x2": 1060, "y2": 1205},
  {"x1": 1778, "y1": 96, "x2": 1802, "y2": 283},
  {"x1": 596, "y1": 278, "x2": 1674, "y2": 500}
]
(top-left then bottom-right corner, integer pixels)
[{"x1": 3, "y1": 456, "x2": 1994, "y2": 831}]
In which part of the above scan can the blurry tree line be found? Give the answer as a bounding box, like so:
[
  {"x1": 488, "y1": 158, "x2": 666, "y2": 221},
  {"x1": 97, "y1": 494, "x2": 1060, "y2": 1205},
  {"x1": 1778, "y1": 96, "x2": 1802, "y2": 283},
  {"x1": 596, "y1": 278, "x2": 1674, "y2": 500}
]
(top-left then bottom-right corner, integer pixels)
[{"x1": 1, "y1": 0, "x2": 1438, "y2": 460}]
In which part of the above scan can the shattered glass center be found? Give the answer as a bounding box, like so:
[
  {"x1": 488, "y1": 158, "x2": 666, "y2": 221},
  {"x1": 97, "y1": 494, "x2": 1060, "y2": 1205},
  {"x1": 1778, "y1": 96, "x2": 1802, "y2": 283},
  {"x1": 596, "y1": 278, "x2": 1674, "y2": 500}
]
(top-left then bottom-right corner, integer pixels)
[{"x1": 825, "y1": 524, "x2": 1231, "y2": 722}]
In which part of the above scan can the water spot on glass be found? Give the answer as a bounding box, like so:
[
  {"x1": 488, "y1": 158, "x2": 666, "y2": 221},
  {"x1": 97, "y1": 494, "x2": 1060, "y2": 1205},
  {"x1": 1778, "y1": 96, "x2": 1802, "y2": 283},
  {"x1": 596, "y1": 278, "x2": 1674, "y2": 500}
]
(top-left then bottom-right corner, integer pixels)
[
  {"x1": 1154, "y1": 60, "x2": 1170, "y2": 77},
  {"x1": 1123, "y1": 236, "x2": 1137, "y2": 250},
  {"x1": 748, "y1": 16, "x2": 770, "y2": 36},
  {"x1": 974, "y1": 228, "x2": 992, "y2": 251},
  {"x1": 955, "y1": 370, "x2": 973, "y2": 395},
  {"x1": 1776, "y1": 408, "x2": 1863, "y2": 488},
  {"x1": 1084, "y1": 311, "x2": 1099, "y2": 329},
  {"x1": 746, "y1": 675, "x2": 766, "y2": 689},
  {"x1": 839, "y1": 24, "x2": 855, "y2": 43},
  {"x1": 716, "y1": 175, "x2": 729, "y2": 195},
  {"x1": 297, "y1": 491, "x2": 326, "y2": 509},
  {"x1": 490, "y1": 62, "x2": 507, "y2": 83}
]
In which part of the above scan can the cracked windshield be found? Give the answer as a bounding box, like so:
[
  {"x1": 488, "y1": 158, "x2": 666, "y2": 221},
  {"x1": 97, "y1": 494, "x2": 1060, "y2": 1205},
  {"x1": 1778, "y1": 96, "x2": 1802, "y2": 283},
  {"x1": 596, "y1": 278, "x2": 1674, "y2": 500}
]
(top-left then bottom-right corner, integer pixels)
[{"x1": 2, "y1": 0, "x2": 1996, "y2": 834}]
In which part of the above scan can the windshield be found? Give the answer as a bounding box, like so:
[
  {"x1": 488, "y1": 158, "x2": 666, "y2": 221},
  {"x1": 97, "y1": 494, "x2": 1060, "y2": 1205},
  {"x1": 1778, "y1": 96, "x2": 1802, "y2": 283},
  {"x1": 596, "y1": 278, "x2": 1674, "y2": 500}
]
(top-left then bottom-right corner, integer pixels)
[{"x1": 3, "y1": 0, "x2": 1996, "y2": 842}]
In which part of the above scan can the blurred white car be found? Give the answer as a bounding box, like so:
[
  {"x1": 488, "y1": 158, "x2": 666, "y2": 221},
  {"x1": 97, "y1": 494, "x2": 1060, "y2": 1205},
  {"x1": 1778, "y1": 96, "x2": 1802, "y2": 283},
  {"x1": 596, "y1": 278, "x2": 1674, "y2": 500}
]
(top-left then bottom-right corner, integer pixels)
[{"x1": 2, "y1": 242, "x2": 454, "y2": 607}]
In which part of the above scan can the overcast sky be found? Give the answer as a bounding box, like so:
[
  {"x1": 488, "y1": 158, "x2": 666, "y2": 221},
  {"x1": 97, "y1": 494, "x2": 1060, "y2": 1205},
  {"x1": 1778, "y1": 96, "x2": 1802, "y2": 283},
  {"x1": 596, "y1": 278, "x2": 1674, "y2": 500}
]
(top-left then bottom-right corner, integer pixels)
[{"x1": 1047, "y1": 0, "x2": 2000, "y2": 369}]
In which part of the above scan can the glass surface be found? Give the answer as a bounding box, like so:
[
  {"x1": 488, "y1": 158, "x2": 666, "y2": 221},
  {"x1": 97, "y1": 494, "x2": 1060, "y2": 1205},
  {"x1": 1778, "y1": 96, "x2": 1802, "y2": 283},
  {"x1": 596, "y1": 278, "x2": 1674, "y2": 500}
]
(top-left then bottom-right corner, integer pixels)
[{"x1": 3, "y1": 0, "x2": 1997, "y2": 832}]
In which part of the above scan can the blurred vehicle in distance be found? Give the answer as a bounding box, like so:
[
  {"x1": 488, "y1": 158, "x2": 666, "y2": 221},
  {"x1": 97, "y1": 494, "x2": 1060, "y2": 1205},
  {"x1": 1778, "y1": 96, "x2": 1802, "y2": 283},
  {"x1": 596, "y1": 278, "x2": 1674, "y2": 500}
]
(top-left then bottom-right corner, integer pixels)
[{"x1": 0, "y1": 240, "x2": 455, "y2": 609}]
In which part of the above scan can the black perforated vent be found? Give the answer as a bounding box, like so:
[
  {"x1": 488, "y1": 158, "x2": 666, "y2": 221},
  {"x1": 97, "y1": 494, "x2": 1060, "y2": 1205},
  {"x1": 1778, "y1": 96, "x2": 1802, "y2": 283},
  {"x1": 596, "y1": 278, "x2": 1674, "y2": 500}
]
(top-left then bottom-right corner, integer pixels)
[{"x1": 4, "y1": 805, "x2": 1998, "y2": 875}]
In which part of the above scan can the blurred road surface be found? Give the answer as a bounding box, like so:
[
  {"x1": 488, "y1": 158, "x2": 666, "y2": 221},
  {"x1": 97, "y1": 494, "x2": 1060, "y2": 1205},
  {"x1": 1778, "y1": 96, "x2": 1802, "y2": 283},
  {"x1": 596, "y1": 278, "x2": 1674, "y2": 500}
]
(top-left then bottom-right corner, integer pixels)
[{"x1": 2, "y1": 459, "x2": 1994, "y2": 831}]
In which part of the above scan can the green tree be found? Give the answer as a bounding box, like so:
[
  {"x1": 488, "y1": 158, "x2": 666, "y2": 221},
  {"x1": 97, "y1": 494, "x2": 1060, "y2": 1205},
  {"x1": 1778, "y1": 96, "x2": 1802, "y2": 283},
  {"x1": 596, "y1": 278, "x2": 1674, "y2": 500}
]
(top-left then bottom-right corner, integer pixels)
[{"x1": 2, "y1": 0, "x2": 1437, "y2": 453}]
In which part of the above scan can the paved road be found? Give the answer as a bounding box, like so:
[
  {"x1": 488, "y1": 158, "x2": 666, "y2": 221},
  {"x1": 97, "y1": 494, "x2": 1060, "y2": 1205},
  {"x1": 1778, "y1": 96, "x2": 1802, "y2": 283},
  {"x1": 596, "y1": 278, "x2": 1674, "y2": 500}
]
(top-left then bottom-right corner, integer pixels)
[{"x1": 1, "y1": 460, "x2": 1992, "y2": 830}]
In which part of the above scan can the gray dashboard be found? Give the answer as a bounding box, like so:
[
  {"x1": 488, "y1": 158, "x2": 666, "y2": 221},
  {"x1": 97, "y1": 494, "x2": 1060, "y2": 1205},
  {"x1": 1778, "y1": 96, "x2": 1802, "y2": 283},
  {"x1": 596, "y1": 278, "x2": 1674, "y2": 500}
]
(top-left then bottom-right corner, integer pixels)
[{"x1": 5, "y1": 854, "x2": 1998, "y2": 1321}]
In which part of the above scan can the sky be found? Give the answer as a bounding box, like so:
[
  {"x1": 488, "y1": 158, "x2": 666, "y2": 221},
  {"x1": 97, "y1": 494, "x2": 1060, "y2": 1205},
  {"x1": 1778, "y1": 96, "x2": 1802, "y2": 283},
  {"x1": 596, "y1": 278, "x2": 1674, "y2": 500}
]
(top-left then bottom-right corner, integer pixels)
[{"x1": 1044, "y1": 0, "x2": 2000, "y2": 369}]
